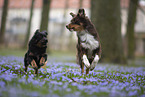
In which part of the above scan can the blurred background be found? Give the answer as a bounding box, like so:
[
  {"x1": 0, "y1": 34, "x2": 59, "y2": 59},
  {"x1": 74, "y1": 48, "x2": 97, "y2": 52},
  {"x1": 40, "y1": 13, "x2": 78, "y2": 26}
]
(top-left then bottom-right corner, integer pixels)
[{"x1": 0, "y1": 0, "x2": 145, "y2": 64}]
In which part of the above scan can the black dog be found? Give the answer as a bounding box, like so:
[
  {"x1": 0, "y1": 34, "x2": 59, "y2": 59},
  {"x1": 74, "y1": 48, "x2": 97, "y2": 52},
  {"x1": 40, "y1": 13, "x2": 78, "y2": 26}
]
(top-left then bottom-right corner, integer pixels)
[{"x1": 24, "y1": 29, "x2": 48, "y2": 74}]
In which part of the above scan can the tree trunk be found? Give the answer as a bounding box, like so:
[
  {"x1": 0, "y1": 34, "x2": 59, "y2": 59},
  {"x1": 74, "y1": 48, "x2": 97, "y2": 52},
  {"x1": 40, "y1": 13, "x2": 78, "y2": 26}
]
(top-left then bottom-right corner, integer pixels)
[
  {"x1": 40, "y1": 0, "x2": 51, "y2": 53},
  {"x1": 79, "y1": 0, "x2": 83, "y2": 8},
  {"x1": 61, "y1": 0, "x2": 68, "y2": 36},
  {"x1": 40, "y1": 0, "x2": 51, "y2": 32},
  {"x1": 23, "y1": 0, "x2": 35, "y2": 49},
  {"x1": 0, "y1": 0, "x2": 9, "y2": 45},
  {"x1": 60, "y1": 0, "x2": 69, "y2": 50},
  {"x1": 126, "y1": 0, "x2": 139, "y2": 59},
  {"x1": 91, "y1": 0, "x2": 126, "y2": 64}
]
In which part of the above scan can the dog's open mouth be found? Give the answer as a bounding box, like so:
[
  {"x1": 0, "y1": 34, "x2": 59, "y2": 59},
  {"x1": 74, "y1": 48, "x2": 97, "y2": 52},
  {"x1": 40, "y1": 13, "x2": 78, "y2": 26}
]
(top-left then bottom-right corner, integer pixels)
[
  {"x1": 68, "y1": 28, "x2": 74, "y2": 32},
  {"x1": 66, "y1": 25, "x2": 74, "y2": 32}
]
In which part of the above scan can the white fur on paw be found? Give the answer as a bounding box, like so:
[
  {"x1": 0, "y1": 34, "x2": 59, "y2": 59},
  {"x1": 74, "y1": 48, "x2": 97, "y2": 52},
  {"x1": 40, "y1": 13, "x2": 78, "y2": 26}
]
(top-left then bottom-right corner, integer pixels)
[
  {"x1": 90, "y1": 55, "x2": 99, "y2": 71},
  {"x1": 94, "y1": 55, "x2": 99, "y2": 62},
  {"x1": 83, "y1": 55, "x2": 90, "y2": 68}
]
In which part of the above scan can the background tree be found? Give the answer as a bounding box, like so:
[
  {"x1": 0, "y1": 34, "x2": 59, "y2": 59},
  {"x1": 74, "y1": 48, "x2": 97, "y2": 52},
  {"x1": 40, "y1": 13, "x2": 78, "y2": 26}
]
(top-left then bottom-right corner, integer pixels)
[
  {"x1": 40, "y1": 0, "x2": 51, "y2": 32},
  {"x1": 60, "y1": 0, "x2": 69, "y2": 50},
  {"x1": 61, "y1": 0, "x2": 68, "y2": 36},
  {"x1": 91, "y1": 0, "x2": 126, "y2": 63},
  {"x1": 0, "y1": 0, "x2": 9, "y2": 46},
  {"x1": 79, "y1": 0, "x2": 83, "y2": 8},
  {"x1": 126, "y1": 0, "x2": 139, "y2": 59},
  {"x1": 40, "y1": 0, "x2": 51, "y2": 52},
  {"x1": 23, "y1": 0, "x2": 35, "y2": 48}
]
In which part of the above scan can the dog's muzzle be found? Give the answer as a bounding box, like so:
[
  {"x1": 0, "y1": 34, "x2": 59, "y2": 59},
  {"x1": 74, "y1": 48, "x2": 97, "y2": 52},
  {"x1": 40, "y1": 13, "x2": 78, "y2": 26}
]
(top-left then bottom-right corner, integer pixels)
[{"x1": 66, "y1": 25, "x2": 73, "y2": 32}]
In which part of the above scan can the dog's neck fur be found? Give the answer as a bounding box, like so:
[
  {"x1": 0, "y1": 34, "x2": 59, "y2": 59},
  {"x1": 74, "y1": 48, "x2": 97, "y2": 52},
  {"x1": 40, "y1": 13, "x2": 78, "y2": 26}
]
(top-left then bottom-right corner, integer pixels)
[
  {"x1": 29, "y1": 45, "x2": 46, "y2": 55},
  {"x1": 77, "y1": 30, "x2": 99, "y2": 51}
]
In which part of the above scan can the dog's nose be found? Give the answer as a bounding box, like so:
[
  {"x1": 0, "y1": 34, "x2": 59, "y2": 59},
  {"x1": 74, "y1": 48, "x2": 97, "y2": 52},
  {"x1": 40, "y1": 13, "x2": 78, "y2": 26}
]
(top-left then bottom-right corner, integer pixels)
[{"x1": 66, "y1": 25, "x2": 68, "y2": 28}]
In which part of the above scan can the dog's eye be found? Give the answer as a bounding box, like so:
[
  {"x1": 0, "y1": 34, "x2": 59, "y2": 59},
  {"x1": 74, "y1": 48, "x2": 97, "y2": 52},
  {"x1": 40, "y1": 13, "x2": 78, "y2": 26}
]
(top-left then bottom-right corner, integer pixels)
[
  {"x1": 43, "y1": 34, "x2": 46, "y2": 37},
  {"x1": 76, "y1": 22, "x2": 80, "y2": 25},
  {"x1": 37, "y1": 34, "x2": 43, "y2": 39}
]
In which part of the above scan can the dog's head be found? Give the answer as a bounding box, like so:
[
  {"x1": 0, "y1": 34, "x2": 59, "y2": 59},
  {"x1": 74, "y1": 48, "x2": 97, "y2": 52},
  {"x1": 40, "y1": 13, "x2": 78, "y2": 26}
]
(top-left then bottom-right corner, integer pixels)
[
  {"x1": 31, "y1": 29, "x2": 48, "y2": 48},
  {"x1": 66, "y1": 9, "x2": 89, "y2": 32}
]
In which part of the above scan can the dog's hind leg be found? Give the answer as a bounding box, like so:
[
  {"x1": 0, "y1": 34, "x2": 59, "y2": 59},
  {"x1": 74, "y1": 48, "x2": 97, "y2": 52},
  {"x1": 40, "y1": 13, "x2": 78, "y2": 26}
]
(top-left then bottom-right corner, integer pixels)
[
  {"x1": 90, "y1": 54, "x2": 99, "y2": 71},
  {"x1": 24, "y1": 53, "x2": 29, "y2": 72}
]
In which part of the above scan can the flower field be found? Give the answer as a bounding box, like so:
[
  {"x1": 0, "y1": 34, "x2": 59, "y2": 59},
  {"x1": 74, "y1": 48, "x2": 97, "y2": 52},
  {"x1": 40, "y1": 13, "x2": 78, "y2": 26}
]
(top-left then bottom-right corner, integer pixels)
[{"x1": 0, "y1": 56, "x2": 145, "y2": 97}]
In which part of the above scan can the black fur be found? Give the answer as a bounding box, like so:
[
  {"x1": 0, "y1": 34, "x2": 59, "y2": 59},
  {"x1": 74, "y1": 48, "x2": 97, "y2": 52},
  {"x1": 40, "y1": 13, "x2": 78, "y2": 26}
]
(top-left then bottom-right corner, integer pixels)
[
  {"x1": 24, "y1": 29, "x2": 48, "y2": 74},
  {"x1": 66, "y1": 9, "x2": 101, "y2": 74}
]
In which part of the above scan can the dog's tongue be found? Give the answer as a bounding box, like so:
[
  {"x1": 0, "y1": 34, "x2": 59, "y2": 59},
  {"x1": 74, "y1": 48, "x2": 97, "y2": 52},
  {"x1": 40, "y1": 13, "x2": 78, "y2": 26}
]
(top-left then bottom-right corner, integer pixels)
[{"x1": 69, "y1": 28, "x2": 74, "y2": 32}]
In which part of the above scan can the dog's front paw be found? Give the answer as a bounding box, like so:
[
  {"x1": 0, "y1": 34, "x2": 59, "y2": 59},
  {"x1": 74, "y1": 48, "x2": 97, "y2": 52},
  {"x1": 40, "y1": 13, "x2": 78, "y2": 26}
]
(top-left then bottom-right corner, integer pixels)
[
  {"x1": 90, "y1": 55, "x2": 99, "y2": 71},
  {"x1": 41, "y1": 61, "x2": 47, "y2": 68},
  {"x1": 40, "y1": 57, "x2": 45, "y2": 66},
  {"x1": 90, "y1": 63, "x2": 96, "y2": 71},
  {"x1": 90, "y1": 60, "x2": 97, "y2": 71},
  {"x1": 31, "y1": 60, "x2": 38, "y2": 69},
  {"x1": 82, "y1": 55, "x2": 90, "y2": 68}
]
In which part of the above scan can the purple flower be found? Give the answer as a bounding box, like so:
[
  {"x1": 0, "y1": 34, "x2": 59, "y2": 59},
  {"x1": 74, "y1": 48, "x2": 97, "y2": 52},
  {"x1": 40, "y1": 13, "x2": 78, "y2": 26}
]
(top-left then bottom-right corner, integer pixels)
[
  {"x1": 0, "y1": 81, "x2": 5, "y2": 88},
  {"x1": 128, "y1": 90, "x2": 138, "y2": 96}
]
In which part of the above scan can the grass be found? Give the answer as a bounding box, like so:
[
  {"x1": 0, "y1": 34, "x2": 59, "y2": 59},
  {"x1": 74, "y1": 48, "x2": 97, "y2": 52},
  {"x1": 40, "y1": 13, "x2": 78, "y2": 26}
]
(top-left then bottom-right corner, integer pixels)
[
  {"x1": 0, "y1": 48, "x2": 75, "y2": 57},
  {"x1": 0, "y1": 49, "x2": 145, "y2": 97},
  {"x1": 0, "y1": 49, "x2": 26, "y2": 57}
]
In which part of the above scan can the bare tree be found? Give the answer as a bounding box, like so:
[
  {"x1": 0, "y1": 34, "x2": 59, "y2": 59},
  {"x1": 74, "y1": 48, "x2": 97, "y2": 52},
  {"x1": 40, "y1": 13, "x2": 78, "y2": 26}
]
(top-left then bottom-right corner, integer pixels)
[
  {"x1": 91, "y1": 0, "x2": 126, "y2": 63},
  {"x1": 23, "y1": 0, "x2": 35, "y2": 48},
  {"x1": 126, "y1": 0, "x2": 139, "y2": 59},
  {"x1": 0, "y1": 0, "x2": 9, "y2": 46}
]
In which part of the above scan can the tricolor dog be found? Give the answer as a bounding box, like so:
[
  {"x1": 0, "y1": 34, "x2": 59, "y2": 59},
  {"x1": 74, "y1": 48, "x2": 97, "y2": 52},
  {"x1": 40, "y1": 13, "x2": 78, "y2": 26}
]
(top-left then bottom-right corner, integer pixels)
[{"x1": 66, "y1": 9, "x2": 101, "y2": 74}]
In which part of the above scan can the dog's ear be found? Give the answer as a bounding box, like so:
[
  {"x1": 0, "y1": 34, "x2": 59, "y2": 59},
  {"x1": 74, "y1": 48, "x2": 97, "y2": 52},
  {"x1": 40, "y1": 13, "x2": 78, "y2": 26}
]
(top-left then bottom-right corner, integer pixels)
[
  {"x1": 78, "y1": 8, "x2": 85, "y2": 17},
  {"x1": 70, "y1": 12, "x2": 76, "y2": 17},
  {"x1": 34, "y1": 29, "x2": 40, "y2": 35},
  {"x1": 42, "y1": 30, "x2": 48, "y2": 36},
  {"x1": 44, "y1": 31, "x2": 48, "y2": 35}
]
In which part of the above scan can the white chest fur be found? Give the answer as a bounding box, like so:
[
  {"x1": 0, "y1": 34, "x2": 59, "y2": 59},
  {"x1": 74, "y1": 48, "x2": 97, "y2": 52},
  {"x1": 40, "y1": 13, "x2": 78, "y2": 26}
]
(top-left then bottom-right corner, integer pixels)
[{"x1": 78, "y1": 30, "x2": 99, "y2": 51}]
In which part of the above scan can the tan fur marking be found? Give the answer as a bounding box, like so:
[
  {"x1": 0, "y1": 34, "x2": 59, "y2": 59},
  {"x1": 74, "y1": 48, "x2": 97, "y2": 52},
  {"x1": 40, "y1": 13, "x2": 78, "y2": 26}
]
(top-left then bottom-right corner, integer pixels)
[
  {"x1": 41, "y1": 61, "x2": 47, "y2": 68},
  {"x1": 68, "y1": 24, "x2": 84, "y2": 31},
  {"x1": 40, "y1": 57, "x2": 45, "y2": 65},
  {"x1": 31, "y1": 60, "x2": 38, "y2": 69}
]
